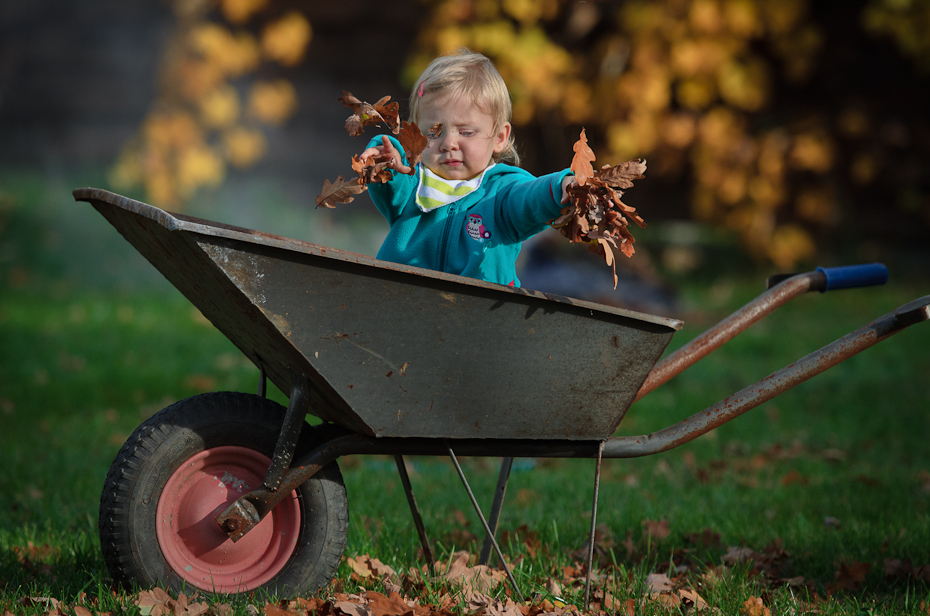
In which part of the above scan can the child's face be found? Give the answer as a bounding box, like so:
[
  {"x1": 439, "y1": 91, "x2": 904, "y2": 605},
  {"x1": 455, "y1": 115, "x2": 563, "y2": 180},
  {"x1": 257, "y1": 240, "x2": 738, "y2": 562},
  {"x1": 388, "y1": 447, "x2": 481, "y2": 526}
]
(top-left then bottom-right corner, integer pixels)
[{"x1": 416, "y1": 93, "x2": 511, "y2": 181}]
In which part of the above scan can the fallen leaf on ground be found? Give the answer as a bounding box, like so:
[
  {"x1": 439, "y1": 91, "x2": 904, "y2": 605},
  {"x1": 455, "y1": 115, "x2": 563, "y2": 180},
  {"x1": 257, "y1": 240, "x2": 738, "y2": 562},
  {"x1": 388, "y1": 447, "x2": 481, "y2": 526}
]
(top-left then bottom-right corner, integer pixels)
[
  {"x1": 741, "y1": 596, "x2": 771, "y2": 616},
  {"x1": 833, "y1": 560, "x2": 871, "y2": 592},
  {"x1": 437, "y1": 551, "x2": 505, "y2": 595},
  {"x1": 646, "y1": 572, "x2": 675, "y2": 594},
  {"x1": 348, "y1": 555, "x2": 397, "y2": 580},
  {"x1": 643, "y1": 519, "x2": 671, "y2": 542}
]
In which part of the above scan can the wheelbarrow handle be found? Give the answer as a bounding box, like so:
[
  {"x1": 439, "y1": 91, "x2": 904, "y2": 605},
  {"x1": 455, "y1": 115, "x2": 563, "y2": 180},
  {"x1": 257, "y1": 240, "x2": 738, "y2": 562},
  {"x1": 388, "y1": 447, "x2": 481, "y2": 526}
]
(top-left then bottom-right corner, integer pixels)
[
  {"x1": 638, "y1": 263, "x2": 890, "y2": 402},
  {"x1": 816, "y1": 263, "x2": 888, "y2": 292}
]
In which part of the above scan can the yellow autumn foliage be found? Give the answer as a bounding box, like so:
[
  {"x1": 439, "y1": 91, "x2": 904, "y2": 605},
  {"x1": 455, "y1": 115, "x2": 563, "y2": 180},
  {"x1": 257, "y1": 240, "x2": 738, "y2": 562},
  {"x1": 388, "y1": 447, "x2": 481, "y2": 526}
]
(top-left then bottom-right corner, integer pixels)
[
  {"x1": 261, "y1": 12, "x2": 312, "y2": 66},
  {"x1": 863, "y1": 0, "x2": 930, "y2": 70},
  {"x1": 177, "y1": 144, "x2": 225, "y2": 196},
  {"x1": 220, "y1": 0, "x2": 268, "y2": 24},
  {"x1": 248, "y1": 80, "x2": 297, "y2": 125},
  {"x1": 224, "y1": 127, "x2": 267, "y2": 169},
  {"x1": 406, "y1": 0, "x2": 836, "y2": 268},
  {"x1": 200, "y1": 85, "x2": 240, "y2": 128},
  {"x1": 189, "y1": 23, "x2": 260, "y2": 77},
  {"x1": 111, "y1": 0, "x2": 309, "y2": 207}
]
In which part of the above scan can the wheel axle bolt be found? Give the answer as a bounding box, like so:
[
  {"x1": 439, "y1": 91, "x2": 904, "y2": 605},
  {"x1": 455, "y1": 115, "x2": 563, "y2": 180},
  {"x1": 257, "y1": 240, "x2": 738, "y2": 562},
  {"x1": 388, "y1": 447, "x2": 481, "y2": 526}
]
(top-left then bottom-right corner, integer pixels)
[{"x1": 222, "y1": 519, "x2": 241, "y2": 534}]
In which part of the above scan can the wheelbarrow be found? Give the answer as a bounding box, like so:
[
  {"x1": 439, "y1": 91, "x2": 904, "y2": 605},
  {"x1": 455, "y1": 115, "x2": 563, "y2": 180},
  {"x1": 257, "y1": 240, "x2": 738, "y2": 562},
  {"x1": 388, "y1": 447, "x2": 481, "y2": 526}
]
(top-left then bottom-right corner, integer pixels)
[{"x1": 74, "y1": 187, "x2": 929, "y2": 600}]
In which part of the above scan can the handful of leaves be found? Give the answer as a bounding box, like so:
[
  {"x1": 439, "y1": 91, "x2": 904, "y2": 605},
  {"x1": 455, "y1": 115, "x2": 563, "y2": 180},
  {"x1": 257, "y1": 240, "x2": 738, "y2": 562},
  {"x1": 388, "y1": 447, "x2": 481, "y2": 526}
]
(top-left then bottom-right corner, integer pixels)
[
  {"x1": 552, "y1": 129, "x2": 647, "y2": 288},
  {"x1": 315, "y1": 92, "x2": 441, "y2": 208}
]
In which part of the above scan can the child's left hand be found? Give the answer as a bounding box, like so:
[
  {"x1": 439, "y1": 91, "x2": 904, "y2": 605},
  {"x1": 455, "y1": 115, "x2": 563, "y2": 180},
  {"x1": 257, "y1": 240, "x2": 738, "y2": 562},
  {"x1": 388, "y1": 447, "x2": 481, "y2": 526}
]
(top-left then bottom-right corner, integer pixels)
[{"x1": 560, "y1": 176, "x2": 577, "y2": 204}]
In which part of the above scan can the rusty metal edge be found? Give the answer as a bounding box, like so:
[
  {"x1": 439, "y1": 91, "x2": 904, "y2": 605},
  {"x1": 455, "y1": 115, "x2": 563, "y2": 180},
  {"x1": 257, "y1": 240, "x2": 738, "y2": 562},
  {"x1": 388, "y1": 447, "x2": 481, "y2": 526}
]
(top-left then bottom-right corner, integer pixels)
[
  {"x1": 72, "y1": 187, "x2": 683, "y2": 331},
  {"x1": 634, "y1": 271, "x2": 826, "y2": 401}
]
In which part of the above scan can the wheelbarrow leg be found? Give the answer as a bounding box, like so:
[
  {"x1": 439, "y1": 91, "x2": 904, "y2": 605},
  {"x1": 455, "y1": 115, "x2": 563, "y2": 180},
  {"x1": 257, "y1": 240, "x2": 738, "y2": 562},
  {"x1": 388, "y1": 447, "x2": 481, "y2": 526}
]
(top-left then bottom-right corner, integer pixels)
[
  {"x1": 583, "y1": 442, "x2": 605, "y2": 609},
  {"x1": 263, "y1": 369, "x2": 310, "y2": 491},
  {"x1": 446, "y1": 444, "x2": 525, "y2": 604},
  {"x1": 479, "y1": 457, "x2": 514, "y2": 566},
  {"x1": 394, "y1": 455, "x2": 436, "y2": 575},
  {"x1": 257, "y1": 359, "x2": 267, "y2": 398}
]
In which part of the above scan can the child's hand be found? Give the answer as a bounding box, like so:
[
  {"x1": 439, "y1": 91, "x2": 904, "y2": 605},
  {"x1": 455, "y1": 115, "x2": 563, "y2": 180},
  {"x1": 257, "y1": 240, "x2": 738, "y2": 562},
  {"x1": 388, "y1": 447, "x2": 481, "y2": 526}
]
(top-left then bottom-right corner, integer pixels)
[
  {"x1": 560, "y1": 175, "x2": 578, "y2": 204},
  {"x1": 360, "y1": 136, "x2": 412, "y2": 175}
]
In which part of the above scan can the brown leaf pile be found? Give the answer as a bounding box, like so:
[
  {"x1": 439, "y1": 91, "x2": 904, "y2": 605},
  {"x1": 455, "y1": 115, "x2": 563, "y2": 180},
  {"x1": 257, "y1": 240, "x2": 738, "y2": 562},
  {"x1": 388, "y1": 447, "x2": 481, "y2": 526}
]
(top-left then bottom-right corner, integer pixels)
[
  {"x1": 316, "y1": 92, "x2": 442, "y2": 209},
  {"x1": 551, "y1": 129, "x2": 647, "y2": 289},
  {"x1": 13, "y1": 529, "x2": 930, "y2": 616}
]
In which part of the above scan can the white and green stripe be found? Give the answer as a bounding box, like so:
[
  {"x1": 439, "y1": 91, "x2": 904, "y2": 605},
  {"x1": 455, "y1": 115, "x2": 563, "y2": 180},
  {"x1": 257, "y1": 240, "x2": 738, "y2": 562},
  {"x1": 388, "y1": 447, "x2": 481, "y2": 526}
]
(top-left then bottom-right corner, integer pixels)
[{"x1": 415, "y1": 163, "x2": 494, "y2": 212}]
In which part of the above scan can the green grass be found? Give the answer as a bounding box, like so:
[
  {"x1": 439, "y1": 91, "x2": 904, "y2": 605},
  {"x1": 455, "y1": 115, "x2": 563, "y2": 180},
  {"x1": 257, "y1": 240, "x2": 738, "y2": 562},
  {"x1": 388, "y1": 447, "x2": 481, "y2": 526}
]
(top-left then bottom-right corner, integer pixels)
[{"x1": 2, "y1": 175, "x2": 930, "y2": 614}]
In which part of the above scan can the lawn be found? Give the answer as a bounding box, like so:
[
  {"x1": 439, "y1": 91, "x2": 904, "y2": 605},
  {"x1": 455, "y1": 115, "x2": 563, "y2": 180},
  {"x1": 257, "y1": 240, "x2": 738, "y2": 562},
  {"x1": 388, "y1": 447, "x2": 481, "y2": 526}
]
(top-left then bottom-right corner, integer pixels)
[{"x1": 2, "y1": 175, "x2": 929, "y2": 614}]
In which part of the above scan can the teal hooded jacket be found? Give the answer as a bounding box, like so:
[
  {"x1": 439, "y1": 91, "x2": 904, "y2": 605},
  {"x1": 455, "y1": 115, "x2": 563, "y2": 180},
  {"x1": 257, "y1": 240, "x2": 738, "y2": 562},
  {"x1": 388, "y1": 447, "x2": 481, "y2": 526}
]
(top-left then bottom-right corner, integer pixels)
[{"x1": 368, "y1": 135, "x2": 572, "y2": 287}]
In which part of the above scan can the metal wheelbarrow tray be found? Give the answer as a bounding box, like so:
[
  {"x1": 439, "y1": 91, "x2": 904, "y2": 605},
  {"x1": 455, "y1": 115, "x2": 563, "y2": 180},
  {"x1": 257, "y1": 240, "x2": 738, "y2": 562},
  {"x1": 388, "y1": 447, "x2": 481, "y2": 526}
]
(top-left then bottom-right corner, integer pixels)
[{"x1": 74, "y1": 188, "x2": 930, "y2": 599}]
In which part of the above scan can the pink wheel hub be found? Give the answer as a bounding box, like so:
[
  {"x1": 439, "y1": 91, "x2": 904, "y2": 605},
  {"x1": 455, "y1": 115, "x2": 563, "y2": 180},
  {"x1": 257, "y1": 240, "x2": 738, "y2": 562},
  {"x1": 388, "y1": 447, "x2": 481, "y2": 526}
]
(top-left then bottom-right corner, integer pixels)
[{"x1": 156, "y1": 446, "x2": 301, "y2": 592}]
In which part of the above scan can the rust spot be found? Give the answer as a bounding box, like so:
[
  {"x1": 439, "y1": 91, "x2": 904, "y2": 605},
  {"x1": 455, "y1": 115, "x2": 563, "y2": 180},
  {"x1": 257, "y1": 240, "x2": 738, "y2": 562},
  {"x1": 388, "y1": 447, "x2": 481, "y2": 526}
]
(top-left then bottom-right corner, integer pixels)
[
  {"x1": 386, "y1": 371, "x2": 393, "y2": 377},
  {"x1": 611, "y1": 335, "x2": 620, "y2": 348}
]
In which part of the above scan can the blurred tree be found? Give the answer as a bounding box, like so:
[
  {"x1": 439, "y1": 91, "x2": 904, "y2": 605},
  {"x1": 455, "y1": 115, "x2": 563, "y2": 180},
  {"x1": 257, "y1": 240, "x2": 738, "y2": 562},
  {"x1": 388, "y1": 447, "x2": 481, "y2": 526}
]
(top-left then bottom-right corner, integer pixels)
[
  {"x1": 404, "y1": 0, "x2": 930, "y2": 269},
  {"x1": 113, "y1": 0, "x2": 930, "y2": 270},
  {"x1": 109, "y1": 0, "x2": 311, "y2": 208}
]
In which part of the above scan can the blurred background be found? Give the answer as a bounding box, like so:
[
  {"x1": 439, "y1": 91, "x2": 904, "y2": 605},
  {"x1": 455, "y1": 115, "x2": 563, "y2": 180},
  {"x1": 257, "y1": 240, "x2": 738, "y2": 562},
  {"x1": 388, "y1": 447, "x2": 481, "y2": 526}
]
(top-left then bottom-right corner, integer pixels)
[{"x1": 2, "y1": 0, "x2": 929, "y2": 313}]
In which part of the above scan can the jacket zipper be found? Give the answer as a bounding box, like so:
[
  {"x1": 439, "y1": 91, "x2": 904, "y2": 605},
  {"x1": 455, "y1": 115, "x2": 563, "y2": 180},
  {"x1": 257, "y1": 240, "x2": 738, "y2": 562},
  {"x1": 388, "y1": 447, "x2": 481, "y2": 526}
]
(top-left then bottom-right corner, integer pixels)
[{"x1": 437, "y1": 204, "x2": 458, "y2": 272}]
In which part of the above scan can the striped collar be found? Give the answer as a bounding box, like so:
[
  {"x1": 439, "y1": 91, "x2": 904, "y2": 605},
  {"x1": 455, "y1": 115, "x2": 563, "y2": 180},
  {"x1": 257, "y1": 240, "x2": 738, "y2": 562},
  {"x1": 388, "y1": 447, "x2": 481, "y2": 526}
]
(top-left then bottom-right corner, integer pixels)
[{"x1": 415, "y1": 163, "x2": 495, "y2": 212}]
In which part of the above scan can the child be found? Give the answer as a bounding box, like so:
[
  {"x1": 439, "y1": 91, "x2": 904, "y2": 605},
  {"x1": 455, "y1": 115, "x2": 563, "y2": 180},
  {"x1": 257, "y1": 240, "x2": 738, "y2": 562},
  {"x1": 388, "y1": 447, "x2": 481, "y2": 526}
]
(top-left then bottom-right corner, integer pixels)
[{"x1": 359, "y1": 48, "x2": 574, "y2": 287}]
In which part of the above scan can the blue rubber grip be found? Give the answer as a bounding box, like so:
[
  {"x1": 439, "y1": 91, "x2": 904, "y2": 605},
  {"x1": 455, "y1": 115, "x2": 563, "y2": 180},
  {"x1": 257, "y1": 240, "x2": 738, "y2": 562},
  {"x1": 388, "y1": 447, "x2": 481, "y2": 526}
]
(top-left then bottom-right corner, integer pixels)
[{"x1": 816, "y1": 263, "x2": 888, "y2": 292}]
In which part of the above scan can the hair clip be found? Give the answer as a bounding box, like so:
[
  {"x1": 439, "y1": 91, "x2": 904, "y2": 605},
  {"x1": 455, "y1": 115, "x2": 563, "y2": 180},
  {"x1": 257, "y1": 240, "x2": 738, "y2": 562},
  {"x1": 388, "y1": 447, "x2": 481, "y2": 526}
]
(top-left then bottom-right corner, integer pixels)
[{"x1": 418, "y1": 81, "x2": 425, "y2": 98}]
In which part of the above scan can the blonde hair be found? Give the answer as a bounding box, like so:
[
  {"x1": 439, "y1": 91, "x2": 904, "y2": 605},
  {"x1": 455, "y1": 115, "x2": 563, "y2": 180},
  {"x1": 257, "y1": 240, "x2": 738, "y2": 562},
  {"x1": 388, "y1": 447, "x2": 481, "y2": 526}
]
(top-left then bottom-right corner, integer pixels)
[{"x1": 409, "y1": 48, "x2": 520, "y2": 166}]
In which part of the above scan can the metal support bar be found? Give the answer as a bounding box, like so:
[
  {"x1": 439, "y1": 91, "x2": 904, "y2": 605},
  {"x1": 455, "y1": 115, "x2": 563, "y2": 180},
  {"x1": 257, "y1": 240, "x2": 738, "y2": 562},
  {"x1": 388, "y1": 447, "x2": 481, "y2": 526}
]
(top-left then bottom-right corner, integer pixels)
[
  {"x1": 446, "y1": 443, "x2": 524, "y2": 604},
  {"x1": 394, "y1": 455, "x2": 436, "y2": 575},
  {"x1": 583, "y1": 442, "x2": 604, "y2": 609},
  {"x1": 263, "y1": 369, "x2": 310, "y2": 491},
  {"x1": 479, "y1": 457, "x2": 513, "y2": 566}
]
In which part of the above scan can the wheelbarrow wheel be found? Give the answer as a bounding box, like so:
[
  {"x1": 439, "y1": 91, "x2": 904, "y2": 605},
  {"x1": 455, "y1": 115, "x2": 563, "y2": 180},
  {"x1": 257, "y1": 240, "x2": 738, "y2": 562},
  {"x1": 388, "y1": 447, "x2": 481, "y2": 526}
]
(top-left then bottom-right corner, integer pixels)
[{"x1": 99, "y1": 391, "x2": 348, "y2": 596}]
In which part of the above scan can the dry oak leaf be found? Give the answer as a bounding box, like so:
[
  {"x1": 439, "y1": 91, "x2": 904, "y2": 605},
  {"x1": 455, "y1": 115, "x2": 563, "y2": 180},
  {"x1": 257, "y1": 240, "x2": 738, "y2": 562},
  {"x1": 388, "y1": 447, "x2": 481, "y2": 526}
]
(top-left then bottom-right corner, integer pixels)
[
  {"x1": 834, "y1": 560, "x2": 871, "y2": 591},
  {"x1": 137, "y1": 589, "x2": 210, "y2": 616},
  {"x1": 741, "y1": 596, "x2": 771, "y2": 616},
  {"x1": 396, "y1": 121, "x2": 436, "y2": 171},
  {"x1": 438, "y1": 550, "x2": 505, "y2": 595},
  {"x1": 352, "y1": 153, "x2": 394, "y2": 184},
  {"x1": 570, "y1": 128, "x2": 596, "y2": 185},
  {"x1": 333, "y1": 598, "x2": 373, "y2": 616},
  {"x1": 643, "y1": 519, "x2": 671, "y2": 542},
  {"x1": 554, "y1": 129, "x2": 648, "y2": 288},
  {"x1": 316, "y1": 175, "x2": 367, "y2": 208},
  {"x1": 678, "y1": 589, "x2": 711, "y2": 612},
  {"x1": 363, "y1": 591, "x2": 415, "y2": 616},
  {"x1": 646, "y1": 573, "x2": 676, "y2": 594},
  {"x1": 721, "y1": 546, "x2": 760, "y2": 566},
  {"x1": 595, "y1": 159, "x2": 647, "y2": 190},
  {"x1": 348, "y1": 555, "x2": 398, "y2": 580},
  {"x1": 340, "y1": 91, "x2": 400, "y2": 136},
  {"x1": 263, "y1": 603, "x2": 295, "y2": 616}
]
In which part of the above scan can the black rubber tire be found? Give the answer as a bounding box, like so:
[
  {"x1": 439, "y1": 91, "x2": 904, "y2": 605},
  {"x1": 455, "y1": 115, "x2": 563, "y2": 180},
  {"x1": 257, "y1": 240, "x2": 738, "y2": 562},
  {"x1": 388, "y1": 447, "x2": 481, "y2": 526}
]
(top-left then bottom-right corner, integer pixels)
[{"x1": 99, "y1": 392, "x2": 348, "y2": 597}]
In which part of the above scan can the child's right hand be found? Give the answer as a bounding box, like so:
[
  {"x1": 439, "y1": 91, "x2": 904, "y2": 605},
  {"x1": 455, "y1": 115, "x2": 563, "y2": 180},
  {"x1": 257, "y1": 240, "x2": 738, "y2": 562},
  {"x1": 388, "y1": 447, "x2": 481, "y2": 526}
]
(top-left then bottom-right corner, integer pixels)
[{"x1": 360, "y1": 136, "x2": 411, "y2": 175}]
